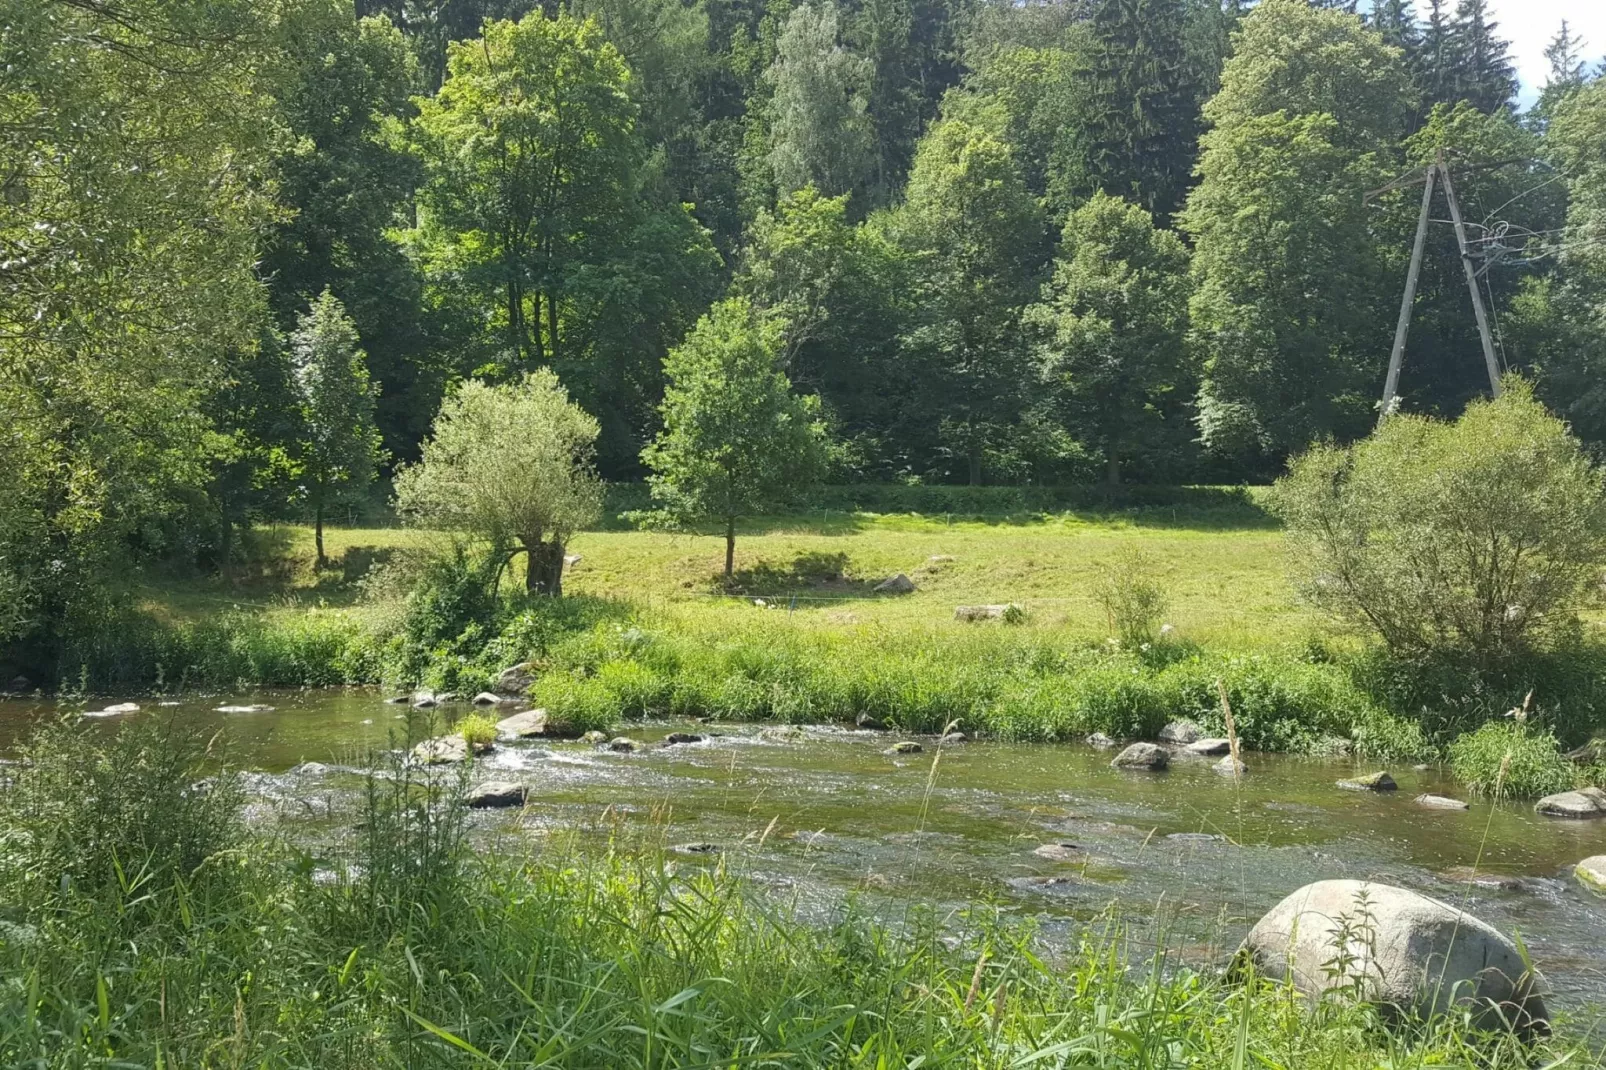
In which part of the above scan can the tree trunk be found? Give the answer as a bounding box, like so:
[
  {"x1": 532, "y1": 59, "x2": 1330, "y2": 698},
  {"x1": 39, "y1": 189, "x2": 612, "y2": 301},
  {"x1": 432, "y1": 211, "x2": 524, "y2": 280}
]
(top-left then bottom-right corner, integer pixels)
[
  {"x1": 526, "y1": 538, "x2": 565, "y2": 597},
  {"x1": 1106, "y1": 446, "x2": 1121, "y2": 486},
  {"x1": 968, "y1": 445, "x2": 982, "y2": 486},
  {"x1": 219, "y1": 502, "x2": 233, "y2": 582},
  {"x1": 724, "y1": 516, "x2": 736, "y2": 580},
  {"x1": 314, "y1": 497, "x2": 326, "y2": 568},
  {"x1": 545, "y1": 288, "x2": 560, "y2": 363}
]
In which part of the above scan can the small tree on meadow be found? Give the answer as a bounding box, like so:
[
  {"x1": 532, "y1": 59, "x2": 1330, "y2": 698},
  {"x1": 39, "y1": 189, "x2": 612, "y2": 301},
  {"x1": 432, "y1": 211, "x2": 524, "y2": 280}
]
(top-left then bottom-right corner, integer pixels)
[
  {"x1": 641, "y1": 297, "x2": 828, "y2": 580},
  {"x1": 1270, "y1": 379, "x2": 1606, "y2": 667},
  {"x1": 291, "y1": 288, "x2": 382, "y2": 567},
  {"x1": 394, "y1": 370, "x2": 602, "y2": 596}
]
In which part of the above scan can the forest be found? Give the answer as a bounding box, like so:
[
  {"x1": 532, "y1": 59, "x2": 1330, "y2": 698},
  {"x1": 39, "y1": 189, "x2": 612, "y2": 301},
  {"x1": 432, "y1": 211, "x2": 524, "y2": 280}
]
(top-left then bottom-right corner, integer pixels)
[{"x1": 5, "y1": 0, "x2": 1606, "y2": 660}]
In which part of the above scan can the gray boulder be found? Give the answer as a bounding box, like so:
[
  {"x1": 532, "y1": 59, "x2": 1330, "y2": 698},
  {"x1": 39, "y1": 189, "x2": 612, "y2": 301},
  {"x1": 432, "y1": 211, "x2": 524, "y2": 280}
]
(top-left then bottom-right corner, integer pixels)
[
  {"x1": 1158, "y1": 720, "x2": 1203, "y2": 745},
  {"x1": 495, "y1": 709, "x2": 549, "y2": 740},
  {"x1": 412, "y1": 735, "x2": 468, "y2": 764},
  {"x1": 1415, "y1": 794, "x2": 1469, "y2": 811},
  {"x1": 1111, "y1": 742, "x2": 1168, "y2": 772},
  {"x1": 1534, "y1": 786, "x2": 1606, "y2": 818},
  {"x1": 1085, "y1": 732, "x2": 1117, "y2": 749},
  {"x1": 884, "y1": 740, "x2": 923, "y2": 755},
  {"x1": 662, "y1": 732, "x2": 704, "y2": 745},
  {"x1": 1214, "y1": 756, "x2": 1248, "y2": 777},
  {"x1": 855, "y1": 712, "x2": 887, "y2": 730},
  {"x1": 411, "y1": 691, "x2": 439, "y2": 709},
  {"x1": 6, "y1": 675, "x2": 31, "y2": 693},
  {"x1": 873, "y1": 573, "x2": 917, "y2": 594},
  {"x1": 579, "y1": 730, "x2": 609, "y2": 744},
  {"x1": 495, "y1": 661, "x2": 538, "y2": 695},
  {"x1": 1186, "y1": 737, "x2": 1231, "y2": 756},
  {"x1": 608, "y1": 736, "x2": 643, "y2": 753},
  {"x1": 472, "y1": 691, "x2": 521, "y2": 707},
  {"x1": 465, "y1": 781, "x2": 529, "y2": 808},
  {"x1": 1576, "y1": 856, "x2": 1606, "y2": 897},
  {"x1": 1239, "y1": 879, "x2": 1549, "y2": 1034},
  {"x1": 1337, "y1": 772, "x2": 1397, "y2": 792},
  {"x1": 939, "y1": 731, "x2": 967, "y2": 745}
]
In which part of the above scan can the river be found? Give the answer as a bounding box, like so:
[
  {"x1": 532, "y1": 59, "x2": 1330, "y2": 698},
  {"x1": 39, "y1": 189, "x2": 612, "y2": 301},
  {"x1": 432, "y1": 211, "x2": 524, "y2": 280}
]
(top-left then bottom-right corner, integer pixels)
[{"x1": 4, "y1": 690, "x2": 1604, "y2": 1011}]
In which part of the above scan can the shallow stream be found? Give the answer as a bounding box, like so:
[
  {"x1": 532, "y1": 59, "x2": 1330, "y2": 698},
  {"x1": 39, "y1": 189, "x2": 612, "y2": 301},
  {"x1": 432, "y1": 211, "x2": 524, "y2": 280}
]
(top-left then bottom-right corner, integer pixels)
[{"x1": 5, "y1": 690, "x2": 1604, "y2": 1009}]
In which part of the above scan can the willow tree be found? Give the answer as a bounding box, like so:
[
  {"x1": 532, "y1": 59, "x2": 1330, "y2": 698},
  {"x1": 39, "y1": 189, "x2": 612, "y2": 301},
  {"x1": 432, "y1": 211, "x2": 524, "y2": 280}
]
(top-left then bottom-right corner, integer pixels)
[{"x1": 394, "y1": 371, "x2": 602, "y2": 596}]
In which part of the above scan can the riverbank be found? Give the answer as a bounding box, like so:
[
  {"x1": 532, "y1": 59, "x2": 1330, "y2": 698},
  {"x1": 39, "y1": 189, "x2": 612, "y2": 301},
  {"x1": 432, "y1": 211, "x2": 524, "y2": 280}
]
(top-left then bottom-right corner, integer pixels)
[{"x1": 1, "y1": 718, "x2": 1600, "y2": 1067}]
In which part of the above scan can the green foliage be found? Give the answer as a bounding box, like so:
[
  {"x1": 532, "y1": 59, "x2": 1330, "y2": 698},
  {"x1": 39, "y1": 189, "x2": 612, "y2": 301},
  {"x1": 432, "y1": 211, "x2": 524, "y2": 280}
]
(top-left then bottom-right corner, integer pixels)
[
  {"x1": 765, "y1": 2, "x2": 874, "y2": 200},
  {"x1": 1026, "y1": 192, "x2": 1194, "y2": 483},
  {"x1": 1448, "y1": 722, "x2": 1577, "y2": 799},
  {"x1": 291, "y1": 288, "x2": 384, "y2": 564},
  {"x1": 456, "y1": 712, "x2": 499, "y2": 748},
  {"x1": 1183, "y1": 0, "x2": 1411, "y2": 458},
  {"x1": 1093, "y1": 545, "x2": 1171, "y2": 647},
  {"x1": 396, "y1": 371, "x2": 604, "y2": 594},
  {"x1": 641, "y1": 297, "x2": 829, "y2": 576},
  {"x1": 1272, "y1": 380, "x2": 1606, "y2": 666}
]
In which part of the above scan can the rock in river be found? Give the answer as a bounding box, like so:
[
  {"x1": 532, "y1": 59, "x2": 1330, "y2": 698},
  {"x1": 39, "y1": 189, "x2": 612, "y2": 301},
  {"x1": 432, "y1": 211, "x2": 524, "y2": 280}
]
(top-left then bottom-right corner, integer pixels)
[
  {"x1": 672, "y1": 842, "x2": 721, "y2": 856},
  {"x1": 1415, "y1": 793, "x2": 1469, "y2": 811},
  {"x1": 85, "y1": 702, "x2": 140, "y2": 717},
  {"x1": 216, "y1": 704, "x2": 274, "y2": 713},
  {"x1": 1535, "y1": 786, "x2": 1606, "y2": 819},
  {"x1": 608, "y1": 737, "x2": 643, "y2": 753},
  {"x1": 1576, "y1": 856, "x2": 1606, "y2": 897},
  {"x1": 1085, "y1": 732, "x2": 1117, "y2": 749},
  {"x1": 1186, "y1": 737, "x2": 1231, "y2": 756},
  {"x1": 884, "y1": 740, "x2": 923, "y2": 755},
  {"x1": 1158, "y1": 720, "x2": 1203, "y2": 745},
  {"x1": 1336, "y1": 771, "x2": 1397, "y2": 792},
  {"x1": 496, "y1": 709, "x2": 549, "y2": 740},
  {"x1": 1238, "y1": 879, "x2": 1549, "y2": 1035},
  {"x1": 465, "y1": 781, "x2": 529, "y2": 808},
  {"x1": 412, "y1": 735, "x2": 468, "y2": 764},
  {"x1": 662, "y1": 732, "x2": 704, "y2": 745},
  {"x1": 1214, "y1": 756, "x2": 1248, "y2": 777},
  {"x1": 855, "y1": 712, "x2": 887, "y2": 730},
  {"x1": 1111, "y1": 742, "x2": 1168, "y2": 772},
  {"x1": 1034, "y1": 842, "x2": 1083, "y2": 861},
  {"x1": 579, "y1": 730, "x2": 609, "y2": 745},
  {"x1": 939, "y1": 731, "x2": 967, "y2": 745},
  {"x1": 472, "y1": 691, "x2": 521, "y2": 707}
]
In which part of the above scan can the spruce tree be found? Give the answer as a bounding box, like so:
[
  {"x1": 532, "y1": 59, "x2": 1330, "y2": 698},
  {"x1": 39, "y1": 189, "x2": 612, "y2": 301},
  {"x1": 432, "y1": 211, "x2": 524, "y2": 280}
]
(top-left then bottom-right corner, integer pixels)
[
  {"x1": 1369, "y1": 0, "x2": 1421, "y2": 54},
  {"x1": 1449, "y1": 0, "x2": 1517, "y2": 113},
  {"x1": 1418, "y1": 0, "x2": 1456, "y2": 111},
  {"x1": 1083, "y1": 0, "x2": 1195, "y2": 218}
]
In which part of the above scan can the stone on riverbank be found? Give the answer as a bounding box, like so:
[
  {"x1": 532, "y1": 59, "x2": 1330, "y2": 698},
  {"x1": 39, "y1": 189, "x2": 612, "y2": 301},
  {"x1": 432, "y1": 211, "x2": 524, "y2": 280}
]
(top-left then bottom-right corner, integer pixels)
[
  {"x1": 873, "y1": 573, "x2": 916, "y2": 594},
  {"x1": 1415, "y1": 793, "x2": 1469, "y2": 810},
  {"x1": 1238, "y1": 879, "x2": 1549, "y2": 1035},
  {"x1": 1535, "y1": 786, "x2": 1606, "y2": 818},
  {"x1": 855, "y1": 712, "x2": 887, "y2": 730},
  {"x1": 1576, "y1": 856, "x2": 1606, "y2": 896},
  {"x1": 939, "y1": 731, "x2": 967, "y2": 744},
  {"x1": 1186, "y1": 737, "x2": 1231, "y2": 755},
  {"x1": 885, "y1": 740, "x2": 923, "y2": 755},
  {"x1": 411, "y1": 691, "x2": 439, "y2": 709},
  {"x1": 1337, "y1": 772, "x2": 1396, "y2": 792},
  {"x1": 1085, "y1": 732, "x2": 1117, "y2": 749},
  {"x1": 1111, "y1": 742, "x2": 1168, "y2": 772},
  {"x1": 1158, "y1": 720, "x2": 1203, "y2": 745},
  {"x1": 495, "y1": 661, "x2": 538, "y2": 695},
  {"x1": 465, "y1": 781, "x2": 529, "y2": 808},
  {"x1": 495, "y1": 709, "x2": 549, "y2": 739},
  {"x1": 473, "y1": 692, "x2": 521, "y2": 707}
]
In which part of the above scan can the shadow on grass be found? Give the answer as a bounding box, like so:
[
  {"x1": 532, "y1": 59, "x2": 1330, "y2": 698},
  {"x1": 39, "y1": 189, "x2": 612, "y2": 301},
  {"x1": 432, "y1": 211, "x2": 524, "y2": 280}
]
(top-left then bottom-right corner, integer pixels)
[{"x1": 715, "y1": 550, "x2": 885, "y2": 604}]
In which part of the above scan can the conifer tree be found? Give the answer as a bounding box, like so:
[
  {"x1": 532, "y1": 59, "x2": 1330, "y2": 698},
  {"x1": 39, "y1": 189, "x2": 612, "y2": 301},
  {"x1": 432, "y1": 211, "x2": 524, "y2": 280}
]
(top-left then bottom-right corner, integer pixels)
[{"x1": 1449, "y1": 0, "x2": 1517, "y2": 113}]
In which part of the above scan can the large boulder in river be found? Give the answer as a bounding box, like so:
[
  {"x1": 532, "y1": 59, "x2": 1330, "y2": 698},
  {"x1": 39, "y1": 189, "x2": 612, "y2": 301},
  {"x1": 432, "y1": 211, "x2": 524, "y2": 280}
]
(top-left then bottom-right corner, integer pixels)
[
  {"x1": 495, "y1": 661, "x2": 538, "y2": 695},
  {"x1": 1337, "y1": 771, "x2": 1397, "y2": 792},
  {"x1": 496, "y1": 709, "x2": 549, "y2": 740},
  {"x1": 1111, "y1": 742, "x2": 1168, "y2": 772},
  {"x1": 412, "y1": 735, "x2": 468, "y2": 764},
  {"x1": 465, "y1": 781, "x2": 529, "y2": 808},
  {"x1": 1238, "y1": 879, "x2": 1549, "y2": 1035},
  {"x1": 1158, "y1": 720, "x2": 1202, "y2": 745},
  {"x1": 1534, "y1": 786, "x2": 1606, "y2": 818},
  {"x1": 1576, "y1": 856, "x2": 1606, "y2": 897}
]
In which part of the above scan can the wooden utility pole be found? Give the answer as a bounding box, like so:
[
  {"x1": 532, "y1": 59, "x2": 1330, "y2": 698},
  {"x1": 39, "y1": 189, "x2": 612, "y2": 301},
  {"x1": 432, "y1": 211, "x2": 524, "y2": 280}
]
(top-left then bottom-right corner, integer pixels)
[
  {"x1": 1369, "y1": 151, "x2": 1505, "y2": 421},
  {"x1": 1437, "y1": 155, "x2": 1504, "y2": 398},
  {"x1": 1378, "y1": 166, "x2": 1435, "y2": 426}
]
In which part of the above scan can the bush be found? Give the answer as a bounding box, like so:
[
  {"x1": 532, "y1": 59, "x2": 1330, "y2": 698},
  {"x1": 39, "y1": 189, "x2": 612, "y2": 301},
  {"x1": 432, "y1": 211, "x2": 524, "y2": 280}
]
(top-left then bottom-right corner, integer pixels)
[
  {"x1": 1092, "y1": 545, "x2": 1168, "y2": 646},
  {"x1": 1271, "y1": 379, "x2": 1606, "y2": 667},
  {"x1": 1448, "y1": 722, "x2": 1577, "y2": 799},
  {"x1": 456, "y1": 712, "x2": 498, "y2": 748}
]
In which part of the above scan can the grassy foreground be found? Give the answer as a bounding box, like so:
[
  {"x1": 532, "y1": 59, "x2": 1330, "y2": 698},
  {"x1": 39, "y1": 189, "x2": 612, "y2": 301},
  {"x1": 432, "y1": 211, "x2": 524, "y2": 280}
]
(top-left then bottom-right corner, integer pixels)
[{"x1": 0, "y1": 719, "x2": 1598, "y2": 1068}]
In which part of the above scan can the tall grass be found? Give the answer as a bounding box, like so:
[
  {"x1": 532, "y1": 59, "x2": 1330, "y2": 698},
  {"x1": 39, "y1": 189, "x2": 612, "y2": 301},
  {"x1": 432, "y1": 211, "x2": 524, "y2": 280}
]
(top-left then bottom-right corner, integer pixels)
[{"x1": 0, "y1": 719, "x2": 1596, "y2": 1067}]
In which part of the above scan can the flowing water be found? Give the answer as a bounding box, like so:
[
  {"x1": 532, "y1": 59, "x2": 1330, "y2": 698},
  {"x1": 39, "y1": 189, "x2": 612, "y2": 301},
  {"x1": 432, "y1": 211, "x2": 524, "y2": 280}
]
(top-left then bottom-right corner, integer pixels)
[{"x1": 4, "y1": 690, "x2": 1605, "y2": 1009}]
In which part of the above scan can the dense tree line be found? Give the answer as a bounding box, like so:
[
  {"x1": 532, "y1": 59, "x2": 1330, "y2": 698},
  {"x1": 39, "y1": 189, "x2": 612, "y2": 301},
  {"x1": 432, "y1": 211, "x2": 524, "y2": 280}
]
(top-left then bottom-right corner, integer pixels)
[{"x1": 5, "y1": 0, "x2": 1606, "y2": 664}]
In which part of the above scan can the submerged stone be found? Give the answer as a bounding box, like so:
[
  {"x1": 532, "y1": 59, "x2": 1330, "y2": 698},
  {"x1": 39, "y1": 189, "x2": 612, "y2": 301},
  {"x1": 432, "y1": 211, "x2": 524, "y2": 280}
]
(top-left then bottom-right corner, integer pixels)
[
  {"x1": 662, "y1": 732, "x2": 704, "y2": 746},
  {"x1": 1214, "y1": 756, "x2": 1248, "y2": 777},
  {"x1": 884, "y1": 740, "x2": 923, "y2": 755},
  {"x1": 608, "y1": 737, "x2": 643, "y2": 753},
  {"x1": 1033, "y1": 842, "x2": 1083, "y2": 861},
  {"x1": 1111, "y1": 742, "x2": 1168, "y2": 772},
  {"x1": 671, "y1": 842, "x2": 721, "y2": 855},
  {"x1": 1415, "y1": 793, "x2": 1469, "y2": 811},
  {"x1": 215, "y1": 704, "x2": 273, "y2": 713},
  {"x1": 579, "y1": 730, "x2": 609, "y2": 744},
  {"x1": 1085, "y1": 732, "x2": 1117, "y2": 749},
  {"x1": 1336, "y1": 771, "x2": 1397, "y2": 792}
]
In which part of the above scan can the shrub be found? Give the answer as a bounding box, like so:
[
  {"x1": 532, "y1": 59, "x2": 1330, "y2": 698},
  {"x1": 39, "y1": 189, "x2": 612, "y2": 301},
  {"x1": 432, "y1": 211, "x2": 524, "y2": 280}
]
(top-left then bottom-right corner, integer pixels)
[
  {"x1": 1091, "y1": 545, "x2": 1168, "y2": 646},
  {"x1": 1271, "y1": 379, "x2": 1606, "y2": 667},
  {"x1": 456, "y1": 712, "x2": 498, "y2": 749},
  {"x1": 1449, "y1": 722, "x2": 1577, "y2": 799}
]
